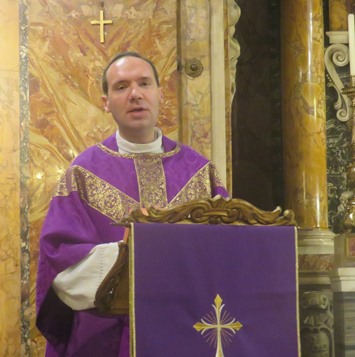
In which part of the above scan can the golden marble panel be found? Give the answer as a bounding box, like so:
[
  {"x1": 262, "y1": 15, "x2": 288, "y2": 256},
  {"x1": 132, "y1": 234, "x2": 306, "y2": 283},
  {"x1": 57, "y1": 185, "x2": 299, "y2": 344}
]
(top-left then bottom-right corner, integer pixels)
[
  {"x1": 178, "y1": 0, "x2": 212, "y2": 159},
  {"x1": 329, "y1": 0, "x2": 348, "y2": 31},
  {"x1": 299, "y1": 254, "x2": 334, "y2": 271},
  {"x1": 281, "y1": 0, "x2": 328, "y2": 229},
  {"x1": 28, "y1": 0, "x2": 177, "y2": 353},
  {"x1": 0, "y1": 0, "x2": 21, "y2": 355}
]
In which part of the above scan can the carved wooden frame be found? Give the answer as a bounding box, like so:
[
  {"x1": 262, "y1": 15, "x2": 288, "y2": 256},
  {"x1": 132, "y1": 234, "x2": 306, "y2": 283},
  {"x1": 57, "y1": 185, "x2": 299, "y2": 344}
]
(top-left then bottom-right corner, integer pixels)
[{"x1": 119, "y1": 195, "x2": 296, "y2": 226}]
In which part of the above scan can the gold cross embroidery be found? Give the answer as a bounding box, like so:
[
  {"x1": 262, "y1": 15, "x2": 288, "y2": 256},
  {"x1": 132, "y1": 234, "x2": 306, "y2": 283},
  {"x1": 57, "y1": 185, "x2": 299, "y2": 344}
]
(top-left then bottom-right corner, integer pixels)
[
  {"x1": 193, "y1": 294, "x2": 243, "y2": 357},
  {"x1": 91, "y1": 4, "x2": 113, "y2": 43}
]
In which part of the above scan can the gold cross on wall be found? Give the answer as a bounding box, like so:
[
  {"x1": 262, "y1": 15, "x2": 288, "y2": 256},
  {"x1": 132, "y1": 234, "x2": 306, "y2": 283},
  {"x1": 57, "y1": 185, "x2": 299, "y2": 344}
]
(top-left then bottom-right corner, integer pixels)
[
  {"x1": 193, "y1": 294, "x2": 243, "y2": 357},
  {"x1": 91, "y1": 3, "x2": 112, "y2": 43}
]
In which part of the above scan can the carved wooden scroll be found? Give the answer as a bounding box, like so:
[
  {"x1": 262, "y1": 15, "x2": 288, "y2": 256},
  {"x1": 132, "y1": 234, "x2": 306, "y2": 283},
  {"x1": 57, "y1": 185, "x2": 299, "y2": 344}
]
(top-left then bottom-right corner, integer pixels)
[{"x1": 119, "y1": 195, "x2": 296, "y2": 226}]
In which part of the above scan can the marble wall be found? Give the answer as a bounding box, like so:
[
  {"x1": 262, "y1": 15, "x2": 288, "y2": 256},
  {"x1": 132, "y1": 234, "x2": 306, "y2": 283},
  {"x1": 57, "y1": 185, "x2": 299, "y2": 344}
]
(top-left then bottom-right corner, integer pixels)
[{"x1": 1, "y1": 0, "x2": 236, "y2": 355}]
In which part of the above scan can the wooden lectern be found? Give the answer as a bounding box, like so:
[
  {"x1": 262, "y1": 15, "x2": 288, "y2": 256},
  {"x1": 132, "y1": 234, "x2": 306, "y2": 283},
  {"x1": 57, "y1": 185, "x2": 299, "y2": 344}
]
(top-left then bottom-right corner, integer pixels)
[{"x1": 96, "y1": 196, "x2": 300, "y2": 357}]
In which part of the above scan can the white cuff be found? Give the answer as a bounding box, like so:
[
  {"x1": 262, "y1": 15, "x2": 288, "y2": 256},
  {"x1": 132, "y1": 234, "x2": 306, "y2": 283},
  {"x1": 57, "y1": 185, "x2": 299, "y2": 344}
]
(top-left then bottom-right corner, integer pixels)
[{"x1": 52, "y1": 242, "x2": 119, "y2": 310}]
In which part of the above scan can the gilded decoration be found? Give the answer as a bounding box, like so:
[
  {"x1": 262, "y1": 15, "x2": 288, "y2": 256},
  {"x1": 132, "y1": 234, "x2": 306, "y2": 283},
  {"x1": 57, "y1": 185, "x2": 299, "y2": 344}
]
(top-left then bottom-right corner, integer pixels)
[
  {"x1": 119, "y1": 196, "x2": 297, "y2": 226},
  {"x1": 55, "y1": 165, "x2": 139, "y2": 222},
  {"x1": 54, "y1": 160, "x2": 222, "y2": 222},
  {"x1": 209, "y1": 163, "x2": 224, "y2": 188},
  {"x1": 168, "y1": 164, "x2": 215, "y2": 207},
  {"x1": 134, "y1": 156, "x2": 168, "y2": 208}
]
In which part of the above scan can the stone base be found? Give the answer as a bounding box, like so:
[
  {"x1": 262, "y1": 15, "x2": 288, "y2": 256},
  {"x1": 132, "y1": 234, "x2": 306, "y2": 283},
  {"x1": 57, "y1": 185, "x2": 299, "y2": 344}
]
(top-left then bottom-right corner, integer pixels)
[
  {"x1": 334, "y1": 234, "x2": 355, "y2": 268},
  {"x1": 334, "y1": 345, "x2": 355, "y2": 357},
  {"x1": 298, "y1": 228, "x2": 335, "y2": 286},
  {"x1": 330, "y1": 268, "x2": 355, "y2": 357}
]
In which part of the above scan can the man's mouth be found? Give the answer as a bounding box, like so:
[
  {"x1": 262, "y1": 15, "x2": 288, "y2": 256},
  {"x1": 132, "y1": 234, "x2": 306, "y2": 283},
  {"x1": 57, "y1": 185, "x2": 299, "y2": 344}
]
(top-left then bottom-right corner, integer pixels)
[{"x1": 128, "y1": 107, "x2": 146, "y2": 113}]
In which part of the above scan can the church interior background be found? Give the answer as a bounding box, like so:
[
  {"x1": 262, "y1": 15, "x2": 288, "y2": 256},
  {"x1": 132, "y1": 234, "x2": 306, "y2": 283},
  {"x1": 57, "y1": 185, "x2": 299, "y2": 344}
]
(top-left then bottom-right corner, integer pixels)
[{"x1": 1, "y1": 0, "x2": 355, "y2": 356}]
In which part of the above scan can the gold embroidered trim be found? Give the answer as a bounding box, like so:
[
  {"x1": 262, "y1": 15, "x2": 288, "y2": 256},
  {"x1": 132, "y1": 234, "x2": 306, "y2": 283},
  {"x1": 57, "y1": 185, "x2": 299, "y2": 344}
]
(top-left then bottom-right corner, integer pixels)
[
  {"x1": 168, "y1": 164, "x2": 212, "y2": 208},
  {"x1": 134, "y1": 157, "x2": 168, "y2": 208},
  {"x1": 54, "y1": 166, "x2": 139, "y2": 222},
  {"x1": 97, "y1": 142, "x2": 181, "y2": 158},
  {"x1": 209, "y1": 162, "x2": 224, "y2": 188}
]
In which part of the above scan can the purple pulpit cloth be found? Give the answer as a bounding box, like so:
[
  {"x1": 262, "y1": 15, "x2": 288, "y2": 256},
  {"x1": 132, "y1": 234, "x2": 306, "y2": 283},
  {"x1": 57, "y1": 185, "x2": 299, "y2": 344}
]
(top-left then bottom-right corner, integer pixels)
[{"x1": 129, "y1": 223, "x2": 300, "y2": 357}]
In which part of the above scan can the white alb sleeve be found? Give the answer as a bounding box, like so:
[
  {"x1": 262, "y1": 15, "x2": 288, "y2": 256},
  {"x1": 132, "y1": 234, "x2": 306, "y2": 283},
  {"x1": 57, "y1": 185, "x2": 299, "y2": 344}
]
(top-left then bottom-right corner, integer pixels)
[{"x1": 52, "y1": 242, "x2": 119, "y2": 310}]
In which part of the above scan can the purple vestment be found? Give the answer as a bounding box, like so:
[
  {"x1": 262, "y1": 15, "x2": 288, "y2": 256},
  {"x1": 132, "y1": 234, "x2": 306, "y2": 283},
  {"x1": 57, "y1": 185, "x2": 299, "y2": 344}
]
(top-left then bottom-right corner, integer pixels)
[{"x1": 36, "y1": 134, "x2": 228, "y2": 357}]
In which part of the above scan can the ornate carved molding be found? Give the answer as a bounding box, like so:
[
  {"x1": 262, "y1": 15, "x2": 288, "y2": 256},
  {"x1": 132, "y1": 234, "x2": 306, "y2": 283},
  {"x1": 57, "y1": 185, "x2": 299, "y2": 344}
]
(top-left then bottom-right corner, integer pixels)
[
  {"x1": 324, "y1": 38, "x2": 351, "y2": 122},
  {"x1": 227, "y1": 0, "x2": 241, "y2": 101},
  {"x1": 300, "y1": 291, "x2": 335, "y2": 357},
  {"x1": 119, "y1": 195, "x2": 296, "y2": 226}
]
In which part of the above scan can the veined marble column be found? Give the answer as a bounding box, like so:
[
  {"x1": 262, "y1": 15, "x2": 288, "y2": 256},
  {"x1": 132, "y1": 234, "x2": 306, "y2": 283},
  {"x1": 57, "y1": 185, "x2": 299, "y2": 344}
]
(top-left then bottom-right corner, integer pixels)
[
  {"x1": 281, "y1": 0, "x2": 334, "y2": 283},
  {"x1": 281, "y1": 2, "x2": 335, "y2": 355}
]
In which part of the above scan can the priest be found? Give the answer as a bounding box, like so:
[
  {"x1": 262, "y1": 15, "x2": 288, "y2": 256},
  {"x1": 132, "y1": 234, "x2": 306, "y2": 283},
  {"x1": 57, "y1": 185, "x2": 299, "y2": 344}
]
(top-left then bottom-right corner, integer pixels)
[{"x1": 36, "y1": 52, "x2": 228, "y2": 357}]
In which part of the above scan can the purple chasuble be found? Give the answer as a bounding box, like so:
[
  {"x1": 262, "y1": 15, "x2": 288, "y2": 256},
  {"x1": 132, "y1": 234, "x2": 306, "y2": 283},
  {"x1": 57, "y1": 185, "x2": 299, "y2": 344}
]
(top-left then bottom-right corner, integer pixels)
[{"x1": 36, "y1": 134, "x2": 228, "y2": 357}]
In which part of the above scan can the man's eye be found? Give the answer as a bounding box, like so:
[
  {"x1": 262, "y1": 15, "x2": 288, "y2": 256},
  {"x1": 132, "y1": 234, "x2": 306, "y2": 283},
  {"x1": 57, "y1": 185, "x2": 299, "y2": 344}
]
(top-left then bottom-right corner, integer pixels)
[
  {"x1": 141, "y1": 81, "x2": 150, "y2": 87},
  {"x1": 114, "y1": 84, "x2": 126, "y2": 91}
]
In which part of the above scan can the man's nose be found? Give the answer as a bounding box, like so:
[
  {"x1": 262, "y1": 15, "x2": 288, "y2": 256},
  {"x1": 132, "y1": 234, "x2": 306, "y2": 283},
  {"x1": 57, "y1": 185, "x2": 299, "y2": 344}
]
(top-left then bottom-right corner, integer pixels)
[{"x1": 129, "y1": 85, "x2": 143, "y2": 101}]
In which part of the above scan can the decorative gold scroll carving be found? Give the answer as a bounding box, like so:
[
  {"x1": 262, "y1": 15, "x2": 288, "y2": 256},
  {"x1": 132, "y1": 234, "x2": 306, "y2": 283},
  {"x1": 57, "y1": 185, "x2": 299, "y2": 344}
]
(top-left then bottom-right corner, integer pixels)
[{"x1": 119, "y1": 195, "x2": 296, "y2": 226}]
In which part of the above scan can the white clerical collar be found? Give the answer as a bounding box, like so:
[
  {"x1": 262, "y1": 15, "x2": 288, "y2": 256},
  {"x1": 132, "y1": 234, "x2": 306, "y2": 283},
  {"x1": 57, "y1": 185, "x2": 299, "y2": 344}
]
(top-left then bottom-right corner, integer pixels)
[{"x1": 116, "y1": 128, "x2": 164, "y2": 154}]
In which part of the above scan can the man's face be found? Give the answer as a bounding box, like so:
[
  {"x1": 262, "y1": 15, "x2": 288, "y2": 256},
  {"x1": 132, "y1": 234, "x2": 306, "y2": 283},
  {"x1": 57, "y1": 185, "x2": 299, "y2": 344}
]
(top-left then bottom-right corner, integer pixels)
[{"x1": 102, "y1": 56, "x2": 163, "y2": 143}]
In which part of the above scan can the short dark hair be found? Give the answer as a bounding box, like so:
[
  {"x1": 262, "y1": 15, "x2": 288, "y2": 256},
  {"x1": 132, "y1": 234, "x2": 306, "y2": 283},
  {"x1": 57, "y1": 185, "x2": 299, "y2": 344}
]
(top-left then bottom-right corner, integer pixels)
[{"x1": 102, "y1": 52, "x2": 160, "y2": 94}]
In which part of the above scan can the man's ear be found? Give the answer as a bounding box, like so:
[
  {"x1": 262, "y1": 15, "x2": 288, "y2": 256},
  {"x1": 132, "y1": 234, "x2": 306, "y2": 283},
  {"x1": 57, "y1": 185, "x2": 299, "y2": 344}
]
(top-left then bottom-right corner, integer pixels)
[{"x1": 101, "y1": 95, "x2": 110, "y2": 113}]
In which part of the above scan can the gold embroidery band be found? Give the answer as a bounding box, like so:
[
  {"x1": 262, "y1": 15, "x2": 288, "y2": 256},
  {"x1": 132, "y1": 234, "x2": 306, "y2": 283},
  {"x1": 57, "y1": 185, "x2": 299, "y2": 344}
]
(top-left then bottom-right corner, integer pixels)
[
  {"x1": 168, "y1": 163, "x2": 213, "y2": 208},
  {"x1": 134, "y1": 157, "x2": 168, "y2": 208},
  {"x1": 54, "y1": 165, "x2": 139, "y2": 222}
]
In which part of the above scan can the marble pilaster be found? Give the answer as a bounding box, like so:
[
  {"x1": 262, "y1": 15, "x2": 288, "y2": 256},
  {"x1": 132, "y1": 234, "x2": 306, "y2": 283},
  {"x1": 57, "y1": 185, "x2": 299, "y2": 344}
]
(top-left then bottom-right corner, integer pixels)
[
  {"x1": 177, "y1": 0, "x2": 238, "y2": 190},
  {"x1": 177, "y1": 0, "x2": 212, "y2": 160},
  {"x1": 0, "y1": 0, "x2": 21, "y2": 355}
]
